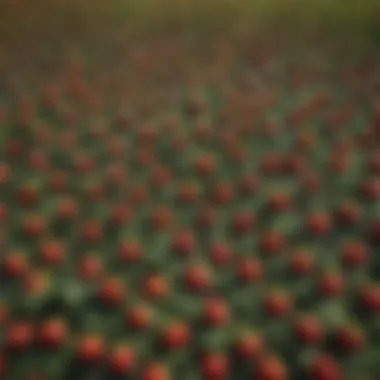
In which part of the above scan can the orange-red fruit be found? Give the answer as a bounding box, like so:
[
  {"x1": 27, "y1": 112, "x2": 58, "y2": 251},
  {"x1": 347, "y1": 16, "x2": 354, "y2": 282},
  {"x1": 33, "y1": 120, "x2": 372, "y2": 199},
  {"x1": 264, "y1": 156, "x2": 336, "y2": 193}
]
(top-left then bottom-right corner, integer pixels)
[
  {"x1": 235, "y1": 332, "x2": 264, "y2": 359},
  {"x1": 203, "y1": 298, "x2": 231, "y2": 326},
  {"x1": 6, "y1": 321, "x2": 34, "y2": 350},
  {"x1": 99, "y1": 278, "x2": 126, "y2": 306},
  {"x1": 127, "y1": 305, "x2": 153, "y2": 331},
  {"x1": 109, "y1": 345, "x2": 136, "y2": 374},
  {"x1": 119, "y1": 241, "x2": 143, "y2": 263},
  {"x1": 309, "y1": 354, "x2": 343, "y2": 380},
  {"x1": 289, "y1": 251, "x2": 314, "y2": 276},
  {"x1": 2, "y1": 252, "x2": 29, "y2": 278},
  {"x1": 260, "y1": 231, "x2": 286, "y2": 255},
  {"x1": 341, "y1": 241, "x2": 369, "y2": 267},
  {"x1": 162, "y1": 322, "x2": 191, "y2": 349},
  {"x1": 318, "y1": 273, "x2": 345, "y2": 298},
  {"x1": 185, "y1": 264, "x2": 213, "y2": 292},
  {"x1": 40, "y1": 240, "x2": 65, "y2": 266},
  {"x1": 172, "y1": 230, "x2": 196, "y2": 255},
  {"x1": 256, "y1": 354, "x2": 288, "y2": 380},
  {"x1": 294, "y1": 316, "x2": 325, "y2": 344},
  {"x1": 142, "y1": 362, "x2": 171, "y2": 380},
  {"x1": 194, "y1": 154, "x2": 217, "y2": 176},
  {"x1": 264, "y1": 291, "x2": 293, "y2": 317},
  {"x1": 78, "y1": 336, "x2": 105, "y2": 362},
  {"x1": 335, "y1": 201, "x2": 361, "y2": 226},
  {"x1": 144, "y1": 274, "x2": 169, "y2": 299},
  {"x1": 38, "y1": 318, "x2": 68, "y2": 348},
  {"x1": 79, "y1": 256, "x2": 103, "y2": 280},
  {"x1": 201, "y1": 353, "x2": 229, "y2": 380},
  {"x1": 23, "y1": 214, "x2": 46, "y2": 237},
  {"x1": 359, "y1": 284, "x2": 380, "y2": 312},
  {"x1": 210, "y1": 242, "x2": 234, "y2": 266},
  {"x1": 237, "y1": 258, "x2": 263, "y2": 283},
  {"x1": 306, "y1": 212, "x2": 333, "y2": 236}
]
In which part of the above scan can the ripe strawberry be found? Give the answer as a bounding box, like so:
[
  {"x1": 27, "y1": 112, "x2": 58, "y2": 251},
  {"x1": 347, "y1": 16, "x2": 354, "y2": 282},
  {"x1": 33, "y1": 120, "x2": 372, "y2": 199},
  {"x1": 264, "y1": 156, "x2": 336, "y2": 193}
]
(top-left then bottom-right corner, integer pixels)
[
  {"x1": 99, "y1": 277, "x2": 126, "y2": 306},
  {"x1": 203, "y1": 297, "x2": 231, "y2": 326},
  {"x1": 289, "y1": 250, "x2": 314, "y2": 276},
  {"x1": 49, "y1": 171, "x2": 69, "y2": 192},
  {"x1": 109, "y1": 203, "x2": 133, "y2": 225},
  {"x1": 256, "y1": 354, "x2": 288, "y2": 380},
  {"x1": 306, "y1": 212, "x2": 333, "y2": 236},
  {"x1": 235, "y1": 331, "x2": 264, "y2": 359},
  {"x1": 193, "y1": 154, "x2": 217, "y2": 176},
  {"x1": 119, "y1": 240, "x2": 143, "y2": 263},
  {"x1": 22, "y1": 214, "x2": 46, "y2": 238},
  {"x1": 294, "y1": 316, "x2": 325, "y2": 344},
  {"x1": 79, "y1": 255, "x2": 103, "y2": 281},
  {"x1": 2, "y1": 251, "x2": 29, "y2": 278},
  {"x1": 130, "y1": 183, "x2": 150, "y2": 204},
  {"x1": 209, "y1": 242, "x2": 234, "y2": 266},
  {"x1": 109, "y1": 344, "x2": 137, "y2": 374},
  {"x1": 340, "y1": 240, "x2": 369, "y2": 267},
  {"x1": 264, "y1": 291, "x2": 293, "y2": 317},
  {"x1": 17, "y1": 184, "x2": 40, "y2": 207},
  {"x1": 239, "y1": 174, "x2": 260, "y2": 195},
  {"x1": 172, "y1": 230, "x2": 196, "y2": 256},
  {"x1": 77, "y1": 335, "x2": 105, "y2": 362},
  {"x1": 185, "y1": 264, "x2": 213, "y2": 292},
  {"x1": 260, "y1": 231, "x2": 286, "y2": 256},
  {"x1": 335, "y1": 200, "x2": 361, "y2": 226},
  {"x1": 236, "y1": 257, "x2": 263, "y2": 283},
  {"x1": 6, "y1": 321, "x2": 34, "y2": 350},
  {"x1": 267, "y1": 192, "x2": 292, "y2": 213},
  {"x1": 142, "y1": 362, "x2": 170, "y2": 380},
  {"x1": 81, "y1": 220, "x2": 104, "y2": 243},
  {"x1": 38, "y1": 318, "x2": 68, "y2": 348},
  {"x1": 309, "y1": 354, "x2": 343, "y2": 380},
  {"x1": 318, "y1": 272, "x2": 345, "y2": 298},
  {"x1": 39, "y1": 240, "x2": 65, "y2": 266},
  {"x1": 260, "y1": 152, "x2": 282, "y2": 175},
  {"x1": 150, "y1": 206, "x2": 174, "y2": 230},
  {"x1": 212, "y1": 182, "x2": 235, "y2": 204},
  {"x1": 361, "y1": 178, "x2": 380, "y2": 200},
  {"x1": 162, "y1": 321, "x2": 191, "y2": 349},
  {"x1": 126, "y1": 304, "x2": 153, "y2": 331},
  {"x1": 201, "y1": 352, "x2": 229, "y2": 380},
  {"x1": 232, "y1": 211, "x2": 256, "y2": 234},
  {"x1": 335, "y1": 324, "x2": 366, "y2": 352},
  {"x1": 56, "y1": 196, "x2": 78, "y2": 220},
  {"x1": 359, "y1": 283, "x2": 380, "y2": 313},
  {"x1": 144, "y1": 274, "x2": 169, "y2": 299}
]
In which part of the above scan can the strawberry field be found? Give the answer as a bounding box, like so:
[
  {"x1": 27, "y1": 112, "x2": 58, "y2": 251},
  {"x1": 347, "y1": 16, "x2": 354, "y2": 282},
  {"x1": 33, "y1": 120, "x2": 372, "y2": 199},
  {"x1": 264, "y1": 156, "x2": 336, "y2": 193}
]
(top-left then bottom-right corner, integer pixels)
[{"x1": 1, "y1": 1, "x2": 380, "y2": 380}]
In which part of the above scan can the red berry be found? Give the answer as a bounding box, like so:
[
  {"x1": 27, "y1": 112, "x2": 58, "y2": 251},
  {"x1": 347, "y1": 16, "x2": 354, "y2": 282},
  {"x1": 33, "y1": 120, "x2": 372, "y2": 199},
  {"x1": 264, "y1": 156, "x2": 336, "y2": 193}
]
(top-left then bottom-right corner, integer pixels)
[
  {"x1": 212, "y1": 182, "x2": 235, "y2": 204},
  {"x1": 109, "y1": 344, "x2": 136, "y2": 374},
  {"x1": 99, "y1": 278, "x2": 126, "y2": 306},
  {"x1": 144, "y1": 274, "x2": 169, "y2": 299},
  {"x1": 172, "y1": 230, "x2": 196, "y2": 255},
  {"x1": 318, "y1": 273, "x2": 345, "y2": 298},
  {"x1": 260, "y1": 231, "x2": 286, "y2": 256},
  {"x1": 235, "y1": 332, "x2": 264, "y2": 359},
  {"x1": 361, "y1": 178, "x2": 380, "y2": 200},
  {"x1": 81, "y1": 220, "x2": 103, "y2": 243},
  {"x1": 23, "y1": 214, "x2": 46, "y2": 238},
  {"x1": 39, "y1": 318, "x2": 68, "y2": 348},
  {"x1": 40, "y1": 240, "x2": 65, "y2": 266},
  {"x1": 79, "y1": 255, "x2": 103, "y2": 280},
  {"x1": 309, "y1": 354, "x2": 342, "y2": 380},
  {"x1": 2, "y1": 251, "x2": 29, "y2": 278},
  {"x1": 359, "y1": 284, "x2": 380, "y2": 312},
  {"x1": 267, "y1": 192, "x2": 292, "y2": 212},
  {"x1": 210, "y1": 242, "x2": 234, "y2": 266},
  {"x1": 185, "y1": 264, "x2": 213, "y2": 292},
  {"x1": 150, "y1": 207, "x2": 174, "y2": 230},
  {"x1": 119, "y1": 241, "x2": 143, "y2": 263},
  {"x1": 289, "y1": 250, "x2": 314, "y2": 276},
  {"x1": 264, "y1": 291, "x2": 293, "y2": 317},
  {"x1": 335, "y1": 325, "x2": 366, "y2": 352},
  {"x1": 256, "y1": 354, "x2": 288, "y2": 380},
  {"x1": 237, "y1": 258, "x2": 263, "y2": 283},
  {"x1": 201, "y1": 353, "x2": 229, "y2": 380},
  {"x1": 340, "y1": 241, "x2": 369, "y2": 267},
  {"x1": 335, "y1": 201, "x2": 361, "y2": 226},
  {"x1": 6, "y1": 321, "x2": 34, "y2": 350},
  {"x1": 78, "y1": 335, "x2": 105, "y2": 362},
  {"x1": 232, "y1": 211, "x2": 256, "y2": 234},
  {"x1": 194, "y1": 154, "x2": 217, "y2": 176},
  {"x1": 162, "y1": 321, "x2": 191, "y2": 349},
  {"x1": 127, "y1": 305, "x2": 153, "y2": 331},
  {"x1": 203, "y1": 298, "x2": 231, "y2": 326},
  {"x1": 142, "y1": 362, "x2": 170, "y2": 380},
  {"x1": 306, "y1": 212, "x2": 333, "y2": 236},
  {"x1": 294, "y1": 316, "x2": 325, "y2": 344}
]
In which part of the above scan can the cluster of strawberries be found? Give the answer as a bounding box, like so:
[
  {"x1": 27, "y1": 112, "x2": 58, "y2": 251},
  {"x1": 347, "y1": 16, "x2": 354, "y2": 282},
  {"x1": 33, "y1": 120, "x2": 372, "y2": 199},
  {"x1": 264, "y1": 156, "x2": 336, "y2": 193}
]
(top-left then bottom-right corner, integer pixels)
[{"x1": 1, "y1": 31, "x2": 380, "y2": 380}]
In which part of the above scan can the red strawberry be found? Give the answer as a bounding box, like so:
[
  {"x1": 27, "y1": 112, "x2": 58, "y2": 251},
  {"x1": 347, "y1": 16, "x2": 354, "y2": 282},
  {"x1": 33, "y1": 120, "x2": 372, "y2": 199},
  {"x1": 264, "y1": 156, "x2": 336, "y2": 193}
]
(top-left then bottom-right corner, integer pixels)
[
  {"x1": 283, "y1": 154, "x2": 306, "y2": 175},
  {"x1": 109, "y1": 344, "x2": 137, "y2": 374},
  {"x1": 142, "y1": 362, "x2": 170, "y2": 380},
  {"x1": 193, "y1": 154, "x2": 217, "y2": 176},
  {"x1": 289, "y1": 250, "x2": 314, "y2": 276},
  {"x1": 17, "y1": 184, "x2": 40, "y2": 207},
  {"x1": 318, "y1": 272, "x2": 345, "y2": 298},
  {"x1": 22, "y1": 214, "x2": 46, "y2": 238},
  {"x1": 264, "y1": 291, "x2": 293, "y2": 317},
  {"x1": 335, "y1": 200, "x2": 361, "y2": 226},
  {"x1": 335, "y1": 325, "x2": 366, "y2": 352},
  {"x1": 119, "y1": 241, "x2": 143, "y2": 263},
  {"x1": 232, "y1": 211, "x2": 256, "y2": 234},
  {"x1": 260, "y1": 231, "x2": 286, "y2": 256},
  {"x1": 28, "y1": 149, "x2": 49, "y2": 171},
  {"x1": 185, "y1": 264, "x2": 213, "y2": 292},
  {"x1": 203, "y1": 297, "x2": 231, "y2": 326},
  {"x1": 2, "y1": 251, "x2": 29, "y2": 278},
  {"x1": 172, "y1": 230, "x2": 196, "y2": 256},
  {"x1": 239, "y1": 174, "x2": 260, "y2": 195},
  {"x1": 40, "y1": 240, "x2": 65, "y2": 266},
  {"x1": 77, "y1": 335, "x2": 105, "y2": 362},
  {"x1": 144, "y1": 274, "x2": 169, "y2": 299},
  {"x1": 81, "y1": 220, "x2": 103, "y2": 243},
  {"x1": 260, "y1": 153, "x2": 282, "y2": 174},
  {"x1": 294, "y1": 316, "x2": 325, "y2": 344},
  {"x1": 300, "y1": 172, "x2": 323, "y2": 194},
  {"x1": 306, "y1": 212, "x2": 333, "y2": 236},
  {"x1": 79, "y1": 255, "x2": 103, "y2": 281},
  {"x1": 150, "y1": 206, "x2": 174, "y2": 230},
  {"x1": 201, "y1": 352, "x2": 229, "y2": 380},
  {"x1": 0, "y1": 163, "x2": 11, "y2": 186},
  {"x1": 361, "y1": 178, "x2": 380, "y2": 200},
  {"x1": 210, "y1": 242, "x2": 234, "y2": 266},
  {"x1": 212, "y1": 182, "x2": 235, "y2": 204},
  {"x1": 99, "y1": 277, "x2": 126, "y2": 306},
  {"x1": 127, "y1": 304, "x2": 153, "y2": 331},
  {"x1": 340, "y1": 241, "x2": 369, "y2": 267},
  {"x1": 237, "y1": 258, "x2": 263, "y2": 283},
  {"x1": 309, "y1": 354, "x2": 343, "y2": 380},
  {"x1": 267, "y1": 192, "x2": 292, "y2": 212},
  {"x1": 177, "y1": 181, "x2": 202, "y2": 203},
  {"x1": 110, "y1": 204, "x2": 133, "y2": 225},
  {"x1": 359, "y1": 284, "x2": 380, "y2": 313},
  {"x1": 162, "y1": 321, "x2": 191, "y2": 349},
  {"x1": 49, "y1": 171, "x2": 69, "y2": 192},
  {"x1": 6, "y1": 321, "x2": 34, "y2": 350},
  {"x1": 24, "y1": 270, "x2": 50, "y2": 297},
  {"x1": 38, "y1": 318, "x2": 68, "y2": 348},
  {"x1": 256, "y1": 354, "x2": 288, "y2": 380},
  {"x1": 235, "y1": 331, "x2": 264, "y2": 359},
  {"x1": 57, "y1": 197, "x2": 78, "y2": 219}
]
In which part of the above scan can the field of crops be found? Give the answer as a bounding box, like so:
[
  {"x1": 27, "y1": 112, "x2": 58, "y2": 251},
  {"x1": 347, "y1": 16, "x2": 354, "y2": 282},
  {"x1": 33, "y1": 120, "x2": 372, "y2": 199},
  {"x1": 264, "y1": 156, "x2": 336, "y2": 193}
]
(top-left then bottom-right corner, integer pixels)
[{"x1": 1, "y1": 1, "x2": 380, "y2": 380}]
